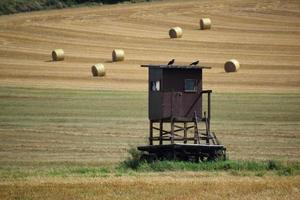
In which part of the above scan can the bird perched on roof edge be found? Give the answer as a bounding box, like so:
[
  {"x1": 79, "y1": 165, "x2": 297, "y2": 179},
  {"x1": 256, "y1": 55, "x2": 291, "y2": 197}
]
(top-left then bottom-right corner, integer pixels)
[
  {"x1": 167, "y1": 59, "x2": 175, "y2": 65},
  {"x1": 190, "y1": 60, "x2": 199, "y2": 66}
]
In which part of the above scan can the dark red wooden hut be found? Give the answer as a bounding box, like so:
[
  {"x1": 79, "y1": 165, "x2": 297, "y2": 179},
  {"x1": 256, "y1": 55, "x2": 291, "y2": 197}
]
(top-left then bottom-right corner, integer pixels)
[{"x1": 138, "y1": 64, "x2": 226, "y2": 161}]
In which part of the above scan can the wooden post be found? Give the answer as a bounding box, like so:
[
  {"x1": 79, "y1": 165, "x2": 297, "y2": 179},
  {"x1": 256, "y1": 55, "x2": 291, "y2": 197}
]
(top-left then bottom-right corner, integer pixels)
[
  {"x1": 171, "y1": 119, "x2": 175, "y2": 144},
  {"x1": 184, "y1": 122, "x2": 187, "y2": 144},
  {"x1": 149, "y1": 121, "x2": 153, "y2": 145},
  {"x1": 204, "y1": 112, "x2": 209, "y2": 144},
  {"x1": 159, "y1": 120, "x2": 163, "y2": 145},
  {"x1": 207, "y1": 91, "x2": 211, "y2": 132},
  {"x1": 194, "y1": 121, "x2": 197, "y2": 144},
  {"x1": 194, "y1": 111, "x2": 200, "y2": 144}
]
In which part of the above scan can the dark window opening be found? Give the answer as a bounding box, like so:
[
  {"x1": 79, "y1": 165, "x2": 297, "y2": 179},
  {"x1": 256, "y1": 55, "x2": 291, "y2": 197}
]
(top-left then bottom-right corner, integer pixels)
[
  {"x1": 151, "y1": 81, "x2": 160, "y2": 91},
  {"x1": 184, "y1": 79, "x2": 197, "y2": 92}
]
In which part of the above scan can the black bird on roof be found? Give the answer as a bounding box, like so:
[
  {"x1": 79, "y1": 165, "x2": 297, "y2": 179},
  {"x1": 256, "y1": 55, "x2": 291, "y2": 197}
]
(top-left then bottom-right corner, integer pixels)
[
  {"x1": 167, "y1": 59, "x2": 175, "y2": 65},
  {"x1": 190, "y1": 60, "x2": 199, "y2": 66}
]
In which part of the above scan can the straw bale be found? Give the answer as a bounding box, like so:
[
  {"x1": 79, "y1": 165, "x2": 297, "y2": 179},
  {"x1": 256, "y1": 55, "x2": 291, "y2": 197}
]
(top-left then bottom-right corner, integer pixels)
[
  {"x1": 224, "y1": 59, "x2": 240, "y2": 72},
  {"x1": 200, "y1": 18, "x2": 211, "y2": 30},
  {"x1": 52, "y1": 49, "x2": 64, "y2": 61},
  {"x1": 91, "y1": 63, "x2": 106, "y2": 77},
  {"x1": 169, "y1": 27, "x2": 183, "y2": 38},
  {"x1": 112, "y1": 49, "x2": 125, "y2": 62}
]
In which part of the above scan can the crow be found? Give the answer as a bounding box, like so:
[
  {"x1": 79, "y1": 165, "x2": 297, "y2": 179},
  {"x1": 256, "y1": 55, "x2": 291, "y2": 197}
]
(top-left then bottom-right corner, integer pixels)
[
  {"x1": 167, "y1": 59, "x2": 175, "y2": 65},
  {"x1": 190, "y1": 60, "x2": 199, "y2": 66}
]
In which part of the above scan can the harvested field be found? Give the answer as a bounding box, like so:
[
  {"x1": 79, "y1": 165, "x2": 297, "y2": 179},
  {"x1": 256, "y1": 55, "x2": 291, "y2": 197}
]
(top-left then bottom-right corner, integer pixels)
[
  {"x1": 0, "y1": 0, "x2": 299, "y2": 199},
  {"x1": 1, "y1": 175, "x2": 300, "y2": 200},
  {"x1": 0, "y1": 87, "x2": 299, "y2": 165},
  {"x1": 0, "y1": 0, "x2": 299, "y2": 92}
]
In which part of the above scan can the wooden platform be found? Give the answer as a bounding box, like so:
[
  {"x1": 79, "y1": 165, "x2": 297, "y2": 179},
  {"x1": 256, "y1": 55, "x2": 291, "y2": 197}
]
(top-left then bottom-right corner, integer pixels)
[{"x1": 138, "y1": 144, "x2": 226, "y2": 162}]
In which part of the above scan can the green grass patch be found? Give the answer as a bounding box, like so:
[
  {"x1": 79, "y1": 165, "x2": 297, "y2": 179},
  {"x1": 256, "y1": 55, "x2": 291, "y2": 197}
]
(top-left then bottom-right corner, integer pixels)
[
  {"x1": 118, "y1": 159, "x2": 300, "y2": 176},
  {"x1": 119, "y1": 159, "x2": 299, "y2": 173},
  {"x1": 0, "y1": 160, "x2": 298, "y2": 180},
  {"x1": 116, "y1": 148, "x2": 300, "y2": 176}
]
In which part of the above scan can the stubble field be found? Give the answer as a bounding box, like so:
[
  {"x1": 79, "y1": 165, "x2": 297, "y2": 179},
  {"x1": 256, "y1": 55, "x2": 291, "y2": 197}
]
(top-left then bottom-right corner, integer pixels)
[{"x1": 0, "y1": 0, "x2": 300, "y2": 199}]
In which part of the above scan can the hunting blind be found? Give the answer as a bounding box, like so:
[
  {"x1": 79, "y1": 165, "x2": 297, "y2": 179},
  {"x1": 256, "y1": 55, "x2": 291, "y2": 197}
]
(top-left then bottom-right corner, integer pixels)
[{"x1": 138, "y1": 64, "x2": 226, "y2": 161}]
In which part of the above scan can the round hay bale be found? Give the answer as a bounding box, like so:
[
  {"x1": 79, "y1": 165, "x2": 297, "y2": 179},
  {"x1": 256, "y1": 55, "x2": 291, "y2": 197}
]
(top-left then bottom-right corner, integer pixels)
[
  {"x1": 200, "y1": 18, "x2": 211, "y2": 30},
  {"x1": 224, "y1": 59, "x2": 240, "y2": 73},
  {"x1": 169, "y1": 27, "x2": 183, "y2": 38},
  {"x1": 91, "y1": 63, "x2": 106, "y2": 77},
  {"x1": 112, "y1": 49, "x2": 125, "y2": 62},
  {"x1": 52, "y1": 49, "x2": 64, "y2": 61}
]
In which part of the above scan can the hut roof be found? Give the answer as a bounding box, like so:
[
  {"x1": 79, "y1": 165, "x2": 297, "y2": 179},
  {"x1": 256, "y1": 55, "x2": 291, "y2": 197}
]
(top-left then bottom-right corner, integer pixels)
[{"x1": 141, "y1": 64, "x2": 211, "y2": 69}]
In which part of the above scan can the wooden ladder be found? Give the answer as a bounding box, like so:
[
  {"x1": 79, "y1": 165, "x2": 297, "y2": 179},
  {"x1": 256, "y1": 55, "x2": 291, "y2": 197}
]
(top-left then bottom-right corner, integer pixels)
[
  {"x1": 204, "y1": 112, "x2": 220, "y2": 145},
  {"x1": 194, "y1": 111, "x2": 221, "y2": 145}
]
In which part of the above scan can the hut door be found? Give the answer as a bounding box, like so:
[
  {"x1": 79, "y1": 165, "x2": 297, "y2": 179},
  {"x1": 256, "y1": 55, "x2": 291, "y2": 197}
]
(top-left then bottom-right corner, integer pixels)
[{"x1": 172, "y1": 92, "x2": 182, "y2": 117}]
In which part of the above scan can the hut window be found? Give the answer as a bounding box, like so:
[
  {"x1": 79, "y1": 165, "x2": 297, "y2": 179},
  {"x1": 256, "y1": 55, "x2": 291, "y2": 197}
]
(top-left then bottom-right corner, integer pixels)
[
  {"x1": 151, "y1": 81, "x2": 160, "y2": 91},
  {"x1": 184, "y1": 79, "x2": 197, "y2": 92}
]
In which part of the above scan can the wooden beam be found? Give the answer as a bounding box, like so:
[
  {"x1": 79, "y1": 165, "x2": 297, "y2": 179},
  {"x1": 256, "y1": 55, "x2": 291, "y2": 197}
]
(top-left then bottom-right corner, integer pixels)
[
  {"x1": 171, "y1": 119, "x2": 174, "y2": 144},
  {"x1": 174, "y1": 124, "x2": 183, "y2": 129},
  {"x1": 159, "y1": 120, "x2": 163, "y2": 145},
  {"x1": 149, "y1": 121, "x2": 153, "y2": 145},
  {"x1": 153, "y1": 127, "x2": 168, "y2": 134},
  {"x1": 162, "y1": 131, "x2": 171, "y2": 136},
  {"x1": 184, "y1": 122, "x2": 187, "y2": 144},
  {"x1": 173, "y1": 128, "x2": 185, "y2": 133},
  {"x1": 152, "y1": 137, "x2": 200, "y2": 141},
  {"x1": 202, "y1": 90, "x2": 212, "y2": 94},
  {"x1": 208, "y1": 92, "x2": 211, "y2": 132}
]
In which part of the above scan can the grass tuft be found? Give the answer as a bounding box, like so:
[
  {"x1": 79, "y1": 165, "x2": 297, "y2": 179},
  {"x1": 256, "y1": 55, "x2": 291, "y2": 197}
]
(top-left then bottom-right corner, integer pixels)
[
  {"x1": 121, "y1": 147, "x2": 144, "y2": 170},
  {"x1": 267, "y1": 160, "x2": 280, "y2": 170},
  {"x1": 277, "y1": 167, "x2": 294, "y2": 176}
]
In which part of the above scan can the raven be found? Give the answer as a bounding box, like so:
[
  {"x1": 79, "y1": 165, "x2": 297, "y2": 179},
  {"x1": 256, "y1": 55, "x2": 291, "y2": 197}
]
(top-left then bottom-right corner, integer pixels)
[
  {"x1": 190, "y1": 60, "x2": 199, "y2": 66},
  {"x1": 167, "y1": 59, "x2": 175, "y2": 65}
]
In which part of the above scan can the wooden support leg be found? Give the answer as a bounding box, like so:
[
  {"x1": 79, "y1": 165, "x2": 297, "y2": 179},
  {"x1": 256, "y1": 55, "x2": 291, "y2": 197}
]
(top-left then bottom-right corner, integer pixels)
[
  {"x1": 184, "y1": 122, "x2": 187, "y2": 144},
  {"x1": 149, "y1": 121, "x2": 153, "y2": 145},
  {"x1": 171, "y1": 119, "x2": 174, "y2": 144},
  {"x1": 204, "y1": 112, "x2": 209, "y2": 145},
  {"x1": 159, "y1": 120, "x2": 163, "y2": 145},
  {"x1": 194, "y1": 111, "x2": 200, "y2": 144},
  {"x1": 194, "y1": 122, "x2": 197, "y2": 144},
  {"x1": 208, "y1": 92, "x2": 211, "y2": 132}
]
